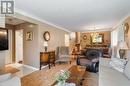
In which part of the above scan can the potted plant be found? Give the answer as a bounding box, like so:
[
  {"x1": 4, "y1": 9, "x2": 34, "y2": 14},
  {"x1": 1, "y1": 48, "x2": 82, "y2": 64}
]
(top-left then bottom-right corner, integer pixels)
[{"x1": 55, "y1": 70, "x2": 70, "y2": 86}]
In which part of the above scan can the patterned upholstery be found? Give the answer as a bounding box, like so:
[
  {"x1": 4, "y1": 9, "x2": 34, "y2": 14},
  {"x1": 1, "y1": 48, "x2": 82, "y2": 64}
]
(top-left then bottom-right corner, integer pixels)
[{"x1": 56, "y1": 46, "x2": 71, "y2": 63}]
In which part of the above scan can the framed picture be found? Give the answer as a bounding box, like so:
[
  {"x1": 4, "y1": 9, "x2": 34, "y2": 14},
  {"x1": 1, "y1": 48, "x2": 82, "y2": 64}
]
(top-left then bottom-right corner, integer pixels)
[
  {"x1": 124, "y1": 23, "x2": 129, "y2": 34},
  {"x1": 26, "y1": 31, "x2": 33, "y2": 41},
  {"x1": 91, "y1": 34, "x2": 104, "y2": 44}
]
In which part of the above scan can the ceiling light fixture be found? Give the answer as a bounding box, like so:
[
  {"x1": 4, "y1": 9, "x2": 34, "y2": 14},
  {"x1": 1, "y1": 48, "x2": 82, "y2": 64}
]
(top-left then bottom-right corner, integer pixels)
[{"x1": 91, "y1": 25, "x2": 99, "y2": 37}]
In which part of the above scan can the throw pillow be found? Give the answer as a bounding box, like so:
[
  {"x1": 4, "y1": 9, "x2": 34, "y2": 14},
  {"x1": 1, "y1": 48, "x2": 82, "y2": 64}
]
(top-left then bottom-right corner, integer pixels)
[
  {"x1": 109, "y1": 58, "x2": 127, "y2": 72},
  {"x1": 124, "y1": 60, "x2": 130, "y2": 80}
]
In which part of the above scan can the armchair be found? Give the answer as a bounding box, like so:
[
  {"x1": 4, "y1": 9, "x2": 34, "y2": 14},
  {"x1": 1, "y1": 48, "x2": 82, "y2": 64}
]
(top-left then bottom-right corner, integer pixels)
[
  {"x1": 77, "y1": 48, "x2": 103, "y2": 72},
  {"x1": 56, "y1": 46, "x2": 71, "y2": 64}
]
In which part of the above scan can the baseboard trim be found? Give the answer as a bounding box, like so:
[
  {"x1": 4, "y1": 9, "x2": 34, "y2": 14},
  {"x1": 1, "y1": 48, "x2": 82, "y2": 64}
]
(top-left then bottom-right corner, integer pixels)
[{"x1": 23, "y1": 65, "x2": 39, "y2": 70}]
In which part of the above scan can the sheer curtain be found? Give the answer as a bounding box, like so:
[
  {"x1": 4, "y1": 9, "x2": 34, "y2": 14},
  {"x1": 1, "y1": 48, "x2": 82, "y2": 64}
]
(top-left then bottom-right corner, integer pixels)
[
  {"x1": 111, "y1": 28, "x2": 119, "y2": 47},
  {"x1": 111, "y1": 28, "x2": 119, "y2": 58},
  {"x1": 111, "y1": 24, "x2": 125, "y2": 58}
]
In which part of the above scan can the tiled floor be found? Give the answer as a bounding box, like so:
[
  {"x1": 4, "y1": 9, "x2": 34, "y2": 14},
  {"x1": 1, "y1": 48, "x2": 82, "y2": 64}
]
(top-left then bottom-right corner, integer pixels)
[{"x1": 7, "y1": 63, "x2": 37, "y2": 77}]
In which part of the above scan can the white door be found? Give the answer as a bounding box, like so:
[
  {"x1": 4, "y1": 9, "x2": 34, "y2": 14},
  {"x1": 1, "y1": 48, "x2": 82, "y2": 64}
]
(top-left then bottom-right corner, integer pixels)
[{"x1": 15, "y1": 29, "x2": 23, "y2": 63}]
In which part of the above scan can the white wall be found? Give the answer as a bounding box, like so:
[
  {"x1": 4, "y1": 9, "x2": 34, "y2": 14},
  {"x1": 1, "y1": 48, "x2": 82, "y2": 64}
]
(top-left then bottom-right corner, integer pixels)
[
  {"x1": 0, "y1": 15, "x2": 5, "y2": 28},
  {"x1": 0, "y1": 51, "x2": 6, "y2": 68},
  {"x1": 5, "y1": 30, "x2": 13, "y2": 64}
]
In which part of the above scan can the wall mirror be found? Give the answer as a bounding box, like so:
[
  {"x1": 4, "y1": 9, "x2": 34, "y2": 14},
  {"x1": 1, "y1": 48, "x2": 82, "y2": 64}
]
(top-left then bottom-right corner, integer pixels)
[{"x1": 43, "y1": 31, "x2": 50, "y2": 41}]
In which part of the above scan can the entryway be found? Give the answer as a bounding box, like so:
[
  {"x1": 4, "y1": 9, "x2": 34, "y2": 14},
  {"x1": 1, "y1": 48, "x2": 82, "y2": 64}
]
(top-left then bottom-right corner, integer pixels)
[{"x1": 15, "y1": 29, "x2": 23, "y2": 63}]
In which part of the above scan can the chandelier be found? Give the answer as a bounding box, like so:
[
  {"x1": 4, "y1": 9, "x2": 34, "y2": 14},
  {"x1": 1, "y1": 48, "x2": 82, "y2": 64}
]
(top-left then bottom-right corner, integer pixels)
[{"x1": 91, "y1": 25, "x2": 99, "y2": 37}]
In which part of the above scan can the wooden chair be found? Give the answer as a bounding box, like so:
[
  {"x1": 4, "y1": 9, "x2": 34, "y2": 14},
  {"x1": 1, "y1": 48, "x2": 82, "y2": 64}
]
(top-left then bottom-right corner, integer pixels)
[{"x1": 40, "y1": 51, "x2": 55, "y2": 70}]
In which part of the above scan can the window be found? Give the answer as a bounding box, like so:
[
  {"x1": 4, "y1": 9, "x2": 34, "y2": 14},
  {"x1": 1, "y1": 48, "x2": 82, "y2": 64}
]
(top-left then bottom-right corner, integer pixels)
[
  {"x1": 111, "y1": 28, "x2": 118, "y2": 46},
  {"x1": 65, "y1": 34, "x2": 69, "y2": 46}
]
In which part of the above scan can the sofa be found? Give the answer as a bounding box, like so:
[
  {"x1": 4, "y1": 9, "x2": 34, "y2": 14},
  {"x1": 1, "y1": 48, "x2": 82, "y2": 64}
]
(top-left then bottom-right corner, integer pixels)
[
  {"x1": 77, "y1": 48, "x2": 103, "y2": 72},
  {"x1": 0, "y1": 73, "x2": 21, "y2": 86},
  {"x1": 100, "y1": 58, "x2": 130, "y2": 86}
]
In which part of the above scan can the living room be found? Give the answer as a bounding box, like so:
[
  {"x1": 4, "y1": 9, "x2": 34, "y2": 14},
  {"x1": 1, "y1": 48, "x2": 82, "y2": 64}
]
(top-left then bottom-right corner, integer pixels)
[{"x1": 0, "y1": 0, "x2": 130, "y2": 86}]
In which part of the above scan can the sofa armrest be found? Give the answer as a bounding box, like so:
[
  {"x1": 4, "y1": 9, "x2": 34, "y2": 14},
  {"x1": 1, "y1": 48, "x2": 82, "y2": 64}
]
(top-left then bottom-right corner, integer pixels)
[
  {"x1": 77, "y1": 55, "x2": 86, "y2": 65},
  {"x1": 0, "y1": 76, "x2": 21, "y2": 86},
  {"x1": 0, "y1": 73, "x2": 11, "y2": 82}
]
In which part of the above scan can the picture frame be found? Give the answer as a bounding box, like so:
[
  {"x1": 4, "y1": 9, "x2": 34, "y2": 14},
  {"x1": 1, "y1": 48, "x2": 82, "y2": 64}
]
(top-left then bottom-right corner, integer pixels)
[
  {"x1": 26, "y1": 31, "x2": 33, "y2": 41},
  {"x1": 83, "y1": 34, "x2": 87, "y2": 40},
  {"x1": 91, "y1": 34, "x2": 104, "y2": 44},
  {"x1": 124, "y1": 23, "x2": 129, "y2": 34}
]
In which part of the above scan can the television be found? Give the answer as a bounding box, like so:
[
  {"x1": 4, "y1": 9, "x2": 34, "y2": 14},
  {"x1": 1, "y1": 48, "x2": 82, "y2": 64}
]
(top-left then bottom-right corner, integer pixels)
[{"x1": 0, "y1": 29, "x2": 8, "y2": 51}]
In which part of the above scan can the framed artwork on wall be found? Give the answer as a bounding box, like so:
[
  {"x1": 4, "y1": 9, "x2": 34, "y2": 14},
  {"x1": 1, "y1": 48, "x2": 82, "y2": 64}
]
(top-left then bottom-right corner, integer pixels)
[
  {"x1": 26, "y1": 31, "x2": 33, "y2": 41},
  {"x1": 124, "y1": 23, "x2": 129, "y2": 34},
  {"x1": 91, "y1": 34, "x2": 104, "y2": 44}
]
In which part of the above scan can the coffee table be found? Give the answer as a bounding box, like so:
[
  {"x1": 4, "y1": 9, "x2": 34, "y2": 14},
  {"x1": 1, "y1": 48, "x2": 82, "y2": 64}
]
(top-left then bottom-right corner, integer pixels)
[{"x1": 52, "y1": 65, "x2": 86, "y2": 86}]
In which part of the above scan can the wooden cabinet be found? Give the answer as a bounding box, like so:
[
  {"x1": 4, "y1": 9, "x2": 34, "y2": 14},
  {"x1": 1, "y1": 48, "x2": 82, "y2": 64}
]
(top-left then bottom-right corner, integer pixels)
[{"x1": 40, "y1": 51, "x2": 55, "y2": 70}]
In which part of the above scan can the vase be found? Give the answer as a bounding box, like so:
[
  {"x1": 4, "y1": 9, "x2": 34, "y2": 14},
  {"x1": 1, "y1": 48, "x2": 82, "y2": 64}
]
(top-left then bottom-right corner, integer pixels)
[{"x1": 57, "y1": 80, "x2": 65, "y2": 86}]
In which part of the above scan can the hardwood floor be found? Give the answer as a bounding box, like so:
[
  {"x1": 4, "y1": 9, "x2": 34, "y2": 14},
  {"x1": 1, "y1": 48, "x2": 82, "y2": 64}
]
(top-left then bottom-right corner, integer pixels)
[{"x1": 21, "y1": 61, "x2": 98, "y2": 86}]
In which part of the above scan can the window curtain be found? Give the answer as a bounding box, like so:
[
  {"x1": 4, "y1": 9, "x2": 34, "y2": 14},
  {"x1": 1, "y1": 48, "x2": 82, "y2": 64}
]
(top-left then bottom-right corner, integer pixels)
[
  {"x1": 111, "y1": 24, "x2": 125, "y2": 58},
  {"x1": 111, "y1": 28, "x2": 119, "y2": 47}
]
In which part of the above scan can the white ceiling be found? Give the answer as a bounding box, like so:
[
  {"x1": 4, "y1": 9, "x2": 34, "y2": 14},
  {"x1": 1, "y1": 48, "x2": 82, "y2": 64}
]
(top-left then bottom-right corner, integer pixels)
[
  {"x1": 15, "y1": 0, "x2": 130, "y2": 32},
  {"x1": 5, "y1": 16, "x2": 26, "y2": 25}
]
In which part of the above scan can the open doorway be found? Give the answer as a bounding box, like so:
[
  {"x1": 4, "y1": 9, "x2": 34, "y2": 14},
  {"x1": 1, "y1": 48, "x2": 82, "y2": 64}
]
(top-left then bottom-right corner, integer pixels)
[
  {"x1": 5, "y1": 16, "x2": 26, "y2": 64},
  {"x1": 15, "y1": 29, "x2": 23, "y2": 63}
]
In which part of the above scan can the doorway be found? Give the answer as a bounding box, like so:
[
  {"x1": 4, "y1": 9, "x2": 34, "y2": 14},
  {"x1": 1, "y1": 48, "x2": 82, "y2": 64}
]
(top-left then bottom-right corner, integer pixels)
[{"x1": 15, "y1": 29, "x2": 23, "y2": 63}]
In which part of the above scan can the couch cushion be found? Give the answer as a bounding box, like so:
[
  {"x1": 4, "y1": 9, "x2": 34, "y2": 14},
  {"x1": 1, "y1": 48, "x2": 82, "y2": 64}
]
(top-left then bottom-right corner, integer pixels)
[
  {"x1": 100, "y1": 65, "x2": 130, "y2": 86},
  {"x1": 124, "y1": 60, "x2": 130, "y2": 80},
  {"x1": 100, "y1": 58, "x2": 130, "y2": 86},
  {"x1": 0, "y1": 73, "x2": 11, "y2": 82},
  {"x1": 109, "y1": 58, "x2": 127, "y2": 72},
  {"x1": 0, "y1": 76, "x2": 21, "y2": 86}
]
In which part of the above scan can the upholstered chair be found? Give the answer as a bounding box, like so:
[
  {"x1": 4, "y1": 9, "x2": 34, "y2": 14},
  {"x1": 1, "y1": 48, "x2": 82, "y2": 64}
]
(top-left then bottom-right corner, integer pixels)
[{"x1": 56, "y1": 46, "x2": 71, "y2": 64}]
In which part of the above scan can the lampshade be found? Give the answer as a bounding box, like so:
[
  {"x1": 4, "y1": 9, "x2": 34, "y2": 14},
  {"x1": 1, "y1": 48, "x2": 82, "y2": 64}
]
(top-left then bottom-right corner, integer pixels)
[
  {"x1": 43, "y1": 41, "x2": 48, "y2": 46},
  {"x1": 117, "y1": 41, "x2": 128, "y2": 49}
]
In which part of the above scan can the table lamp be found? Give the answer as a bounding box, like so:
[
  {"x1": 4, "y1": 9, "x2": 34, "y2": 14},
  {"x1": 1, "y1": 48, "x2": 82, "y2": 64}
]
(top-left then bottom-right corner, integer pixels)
[
  {"x1": 117, "y1": 41, "x2": 128, "y2": 59},
  {"x1": 44, "y1": 41, "x2": 48, "y2": 52}
]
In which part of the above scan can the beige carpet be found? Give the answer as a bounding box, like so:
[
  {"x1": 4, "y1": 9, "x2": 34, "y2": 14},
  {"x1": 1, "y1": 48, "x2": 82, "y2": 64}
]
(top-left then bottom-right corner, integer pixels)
[
  {"x1": 83, "y1": 71, "x2": 98, "y2": 86},
  {"x1": 0, "y1": 66, "x2": 20, "y2": 75},
  {"x1": 21, "y1": 62, "x2": 98, "y2": 86}
]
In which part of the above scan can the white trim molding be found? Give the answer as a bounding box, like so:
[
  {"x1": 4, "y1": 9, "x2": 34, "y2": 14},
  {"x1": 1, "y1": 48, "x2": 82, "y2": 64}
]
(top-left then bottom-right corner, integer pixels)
[
  {"x1": 112, "y1": 12, "x2": 130, "y2": 31},
  {"x1": 23, "y1": 64, "x2": 39, "y2": 71},
  {"x1": 15, "y1": 8, "x2": 71, "y2": 33}
]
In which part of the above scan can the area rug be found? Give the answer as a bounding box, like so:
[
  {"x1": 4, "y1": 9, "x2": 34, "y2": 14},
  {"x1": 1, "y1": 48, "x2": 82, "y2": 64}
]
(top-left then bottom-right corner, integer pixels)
[
  {"x1": 21, "y1": 62, "x2": 98, "y2": 86},
  {"x1": 21, "y1": 63, "x2": 74, "y2": 86},
  {"x1": 0, "y1": 66, "x2": 20, "y2": 75}
]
